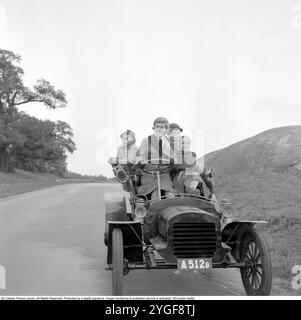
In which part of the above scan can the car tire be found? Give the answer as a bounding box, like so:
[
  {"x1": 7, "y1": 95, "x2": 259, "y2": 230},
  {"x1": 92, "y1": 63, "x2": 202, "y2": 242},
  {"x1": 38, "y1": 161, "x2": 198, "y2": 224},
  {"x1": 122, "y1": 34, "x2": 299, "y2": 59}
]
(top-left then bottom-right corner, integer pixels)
[
  {"x1": 240, "y1": 228, "x2": 272, "y2": 296},
  {"x1": 112, "y1": 228, "x2": 124, "y2": 296}
]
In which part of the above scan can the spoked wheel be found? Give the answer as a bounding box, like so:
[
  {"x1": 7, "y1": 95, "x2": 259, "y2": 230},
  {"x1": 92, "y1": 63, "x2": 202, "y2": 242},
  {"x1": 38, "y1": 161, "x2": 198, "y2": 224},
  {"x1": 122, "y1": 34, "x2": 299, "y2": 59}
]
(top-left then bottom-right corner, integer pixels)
[
  {"x1": 240, "y1": 228, "x2": 272, "y2": 295},
  {"x1": 112, "y1": 228, "x2": 124, "y2": 296}
]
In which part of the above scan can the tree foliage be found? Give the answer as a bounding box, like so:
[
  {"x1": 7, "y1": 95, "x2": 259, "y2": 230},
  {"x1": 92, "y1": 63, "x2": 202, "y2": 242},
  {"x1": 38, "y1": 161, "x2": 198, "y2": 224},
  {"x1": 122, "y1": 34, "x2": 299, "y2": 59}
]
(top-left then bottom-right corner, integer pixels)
[
  {"x1": 0, "y1": 49, "x2": 67, "y2": 114},
  {"x1": 0, "y1": 48, "x2": 74, "y2": 175}
]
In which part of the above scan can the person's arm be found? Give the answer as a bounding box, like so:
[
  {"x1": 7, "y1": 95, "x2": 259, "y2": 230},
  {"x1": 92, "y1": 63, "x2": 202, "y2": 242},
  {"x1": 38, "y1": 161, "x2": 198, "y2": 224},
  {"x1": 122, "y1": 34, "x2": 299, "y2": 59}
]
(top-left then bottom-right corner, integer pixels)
[
  {"x1": 108, "y1": 150, "x2": 119, "y2": 165},
  {"x1": 200, "y1": 166, "x2": 215, "y2": 195},
  {"x1": 202, "y1": 176, "x2": 214, "y2": 195},
  {"x1": 108, "y1": 146, "x2": 123, "y2": 165}
]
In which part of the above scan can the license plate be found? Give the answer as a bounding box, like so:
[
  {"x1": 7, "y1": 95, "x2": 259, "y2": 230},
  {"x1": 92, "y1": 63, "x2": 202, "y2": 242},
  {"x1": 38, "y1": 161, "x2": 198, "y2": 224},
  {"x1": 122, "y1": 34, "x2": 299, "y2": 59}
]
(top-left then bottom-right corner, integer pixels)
[{"x1": 177, "y1": 258, "x2": 212, "y2": 270}]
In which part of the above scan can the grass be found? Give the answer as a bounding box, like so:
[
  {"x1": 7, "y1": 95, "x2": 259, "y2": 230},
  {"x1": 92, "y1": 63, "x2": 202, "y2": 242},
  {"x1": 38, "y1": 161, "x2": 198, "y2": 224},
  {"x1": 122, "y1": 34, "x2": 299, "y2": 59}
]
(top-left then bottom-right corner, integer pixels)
[
  {"x1": 213, "y1": 171, "x2": 301, "y2": 295},
  {"x1": 0, "y1": 169, "x2": 60, "y2": 198}
]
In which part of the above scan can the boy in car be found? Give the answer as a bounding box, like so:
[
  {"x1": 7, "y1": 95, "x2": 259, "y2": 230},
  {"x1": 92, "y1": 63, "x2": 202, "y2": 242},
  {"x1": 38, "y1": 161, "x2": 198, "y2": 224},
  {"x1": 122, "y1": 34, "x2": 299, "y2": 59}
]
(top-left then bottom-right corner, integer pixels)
[{"x1": 137, "y1": 117, "x2": 176, "y2": 200}]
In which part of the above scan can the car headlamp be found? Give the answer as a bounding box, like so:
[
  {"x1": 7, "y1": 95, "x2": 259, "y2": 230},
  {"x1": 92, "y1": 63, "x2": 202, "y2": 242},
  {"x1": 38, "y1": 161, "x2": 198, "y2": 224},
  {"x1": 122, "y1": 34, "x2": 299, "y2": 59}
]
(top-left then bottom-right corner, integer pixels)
[
  {"x1": 134, "y1": 205, "x2": 147, "y2": 219},
  {"x1": 115, "y1": 167, "x2": 129, "y2": 184},
  {"x1": 221, "y1": 198, "x2": 234, "y2": 218},
  {"x1": 134, "y1": 194, "x2": 148, "y2": 220}
]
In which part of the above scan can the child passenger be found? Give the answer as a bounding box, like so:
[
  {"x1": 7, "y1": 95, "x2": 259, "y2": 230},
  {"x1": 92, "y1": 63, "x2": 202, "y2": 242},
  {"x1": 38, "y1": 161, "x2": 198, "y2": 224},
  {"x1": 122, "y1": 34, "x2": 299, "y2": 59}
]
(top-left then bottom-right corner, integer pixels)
[
  {"x1": 173, "y1": 136, "x2": 214, "y2": 197},
  {"x1": 108, "y1": 130, "x2": 138, "y2": 165}
]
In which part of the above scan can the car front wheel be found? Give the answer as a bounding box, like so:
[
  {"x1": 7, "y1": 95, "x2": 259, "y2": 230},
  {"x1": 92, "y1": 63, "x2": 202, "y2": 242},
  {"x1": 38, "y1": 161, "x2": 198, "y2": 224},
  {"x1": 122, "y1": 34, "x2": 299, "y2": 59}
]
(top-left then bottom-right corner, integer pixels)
[
  {"x1": 112, "y1": 228, "x2": 124, "y2": 296},
  {"x1": 240, "y1": 228, "x2": 272, "y2": 295}
]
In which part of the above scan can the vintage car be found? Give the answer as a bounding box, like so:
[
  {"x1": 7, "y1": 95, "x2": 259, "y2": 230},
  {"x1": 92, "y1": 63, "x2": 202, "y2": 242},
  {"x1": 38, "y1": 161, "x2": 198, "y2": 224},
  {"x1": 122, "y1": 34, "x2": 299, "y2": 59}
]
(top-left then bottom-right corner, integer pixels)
[{"x1": 104, "y1": 158, "x2": 272, "y2": 296}]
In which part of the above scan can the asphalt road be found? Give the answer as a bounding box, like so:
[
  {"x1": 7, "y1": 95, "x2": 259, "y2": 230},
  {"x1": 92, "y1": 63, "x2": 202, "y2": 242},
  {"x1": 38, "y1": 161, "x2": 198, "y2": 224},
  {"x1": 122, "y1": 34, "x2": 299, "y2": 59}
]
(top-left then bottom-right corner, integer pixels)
[{"x1": 0, "y1": 183, "x2": 245, "y2": 296}]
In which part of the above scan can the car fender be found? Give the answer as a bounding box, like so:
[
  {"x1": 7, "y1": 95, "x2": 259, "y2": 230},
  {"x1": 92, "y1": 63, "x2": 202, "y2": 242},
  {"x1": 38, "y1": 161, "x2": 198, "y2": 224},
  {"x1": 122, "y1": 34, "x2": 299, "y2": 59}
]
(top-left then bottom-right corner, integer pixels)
[
  {"x1": 104, "y1": 191, "x2": 130, "y2": 220},
  {"x1": 104, "y1": 192, "x2": 131, "y2": 245},
  {"x1": 221, "y1": 219, "x2": 268, "y2": 259}
]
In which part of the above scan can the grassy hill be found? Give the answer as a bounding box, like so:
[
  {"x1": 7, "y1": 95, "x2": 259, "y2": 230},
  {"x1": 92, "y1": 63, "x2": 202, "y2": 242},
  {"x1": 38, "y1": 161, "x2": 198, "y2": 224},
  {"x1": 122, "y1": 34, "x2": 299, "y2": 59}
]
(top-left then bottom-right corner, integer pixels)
[
  {"x1": 0, "y1": 169, "x2": 60, "y2": 198},
  {"x1": 0, "y1": 169, "x2": 112, "y2": 199},
  {"x1": 205, "y1": 126, "x2": 301, "y2": 295}
]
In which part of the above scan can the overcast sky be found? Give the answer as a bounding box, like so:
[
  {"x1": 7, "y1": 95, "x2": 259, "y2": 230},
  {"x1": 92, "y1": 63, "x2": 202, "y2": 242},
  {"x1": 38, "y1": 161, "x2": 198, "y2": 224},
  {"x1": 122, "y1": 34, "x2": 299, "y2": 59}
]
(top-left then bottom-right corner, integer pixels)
[{"x1": 0, "y1": 0, "x2": 301, "y2": 177}]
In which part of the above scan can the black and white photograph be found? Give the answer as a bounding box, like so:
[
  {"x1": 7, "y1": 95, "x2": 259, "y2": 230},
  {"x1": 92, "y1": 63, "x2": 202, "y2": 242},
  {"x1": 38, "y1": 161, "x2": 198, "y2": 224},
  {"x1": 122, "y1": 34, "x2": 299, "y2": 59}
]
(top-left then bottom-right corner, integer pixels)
[{"x1": 0, "y1": 0, "x2": 301, "y2": 301}]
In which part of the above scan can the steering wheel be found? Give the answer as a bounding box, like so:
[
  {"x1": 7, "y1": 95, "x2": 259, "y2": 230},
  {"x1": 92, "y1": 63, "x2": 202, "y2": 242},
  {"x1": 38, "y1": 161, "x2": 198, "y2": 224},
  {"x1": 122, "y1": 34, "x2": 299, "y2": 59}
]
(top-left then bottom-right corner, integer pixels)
[{"x1": 138, "y1": 157, "x2": 174, "y2": 174}]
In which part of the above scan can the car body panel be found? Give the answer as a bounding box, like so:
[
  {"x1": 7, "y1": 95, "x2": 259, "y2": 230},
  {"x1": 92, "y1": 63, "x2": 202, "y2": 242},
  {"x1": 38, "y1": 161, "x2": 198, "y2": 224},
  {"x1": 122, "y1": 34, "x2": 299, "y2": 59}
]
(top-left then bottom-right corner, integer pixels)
[{"x1": 149, "y1": 197, "x2": 218, "y2": 214}]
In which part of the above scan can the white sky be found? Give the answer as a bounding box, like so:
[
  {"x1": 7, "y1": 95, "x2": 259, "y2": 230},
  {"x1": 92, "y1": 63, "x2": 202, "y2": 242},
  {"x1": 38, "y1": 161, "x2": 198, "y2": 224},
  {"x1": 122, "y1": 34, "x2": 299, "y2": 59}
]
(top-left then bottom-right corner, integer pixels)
[{"x1": 0, "y1": 0, "x2": 301, "y2": 177}]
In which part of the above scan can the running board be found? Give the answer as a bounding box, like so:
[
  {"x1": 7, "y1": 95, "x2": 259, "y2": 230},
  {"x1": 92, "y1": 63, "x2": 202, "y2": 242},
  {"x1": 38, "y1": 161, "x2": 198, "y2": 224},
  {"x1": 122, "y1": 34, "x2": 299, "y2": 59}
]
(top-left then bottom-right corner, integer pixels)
[{"x1": 149, "y1": 235, "x2": 168, "y2": 250}]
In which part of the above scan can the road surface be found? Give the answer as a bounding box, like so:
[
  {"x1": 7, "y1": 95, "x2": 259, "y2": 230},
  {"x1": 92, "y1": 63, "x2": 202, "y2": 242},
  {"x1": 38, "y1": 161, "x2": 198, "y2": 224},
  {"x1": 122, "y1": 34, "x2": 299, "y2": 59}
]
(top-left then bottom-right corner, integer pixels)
[{"x1": 0, "y1": 183, "x2": 245, "y2": 296}]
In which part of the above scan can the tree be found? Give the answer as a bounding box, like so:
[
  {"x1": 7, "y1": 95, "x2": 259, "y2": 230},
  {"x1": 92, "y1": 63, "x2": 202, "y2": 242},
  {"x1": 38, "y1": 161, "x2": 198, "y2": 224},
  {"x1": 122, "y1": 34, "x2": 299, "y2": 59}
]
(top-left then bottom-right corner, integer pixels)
[
  {"x1": 14, "y1": 113, "x2": 76, "y2": 176},
  {"x1": 0, "y1": 48, "x2": 68, "y2": 172},
  {"x1": 0, "y1": 49, "x2": 67, "y2": 114},
  {"x1": 0, "y1": 112, "x2": 26, "y2": 172}
]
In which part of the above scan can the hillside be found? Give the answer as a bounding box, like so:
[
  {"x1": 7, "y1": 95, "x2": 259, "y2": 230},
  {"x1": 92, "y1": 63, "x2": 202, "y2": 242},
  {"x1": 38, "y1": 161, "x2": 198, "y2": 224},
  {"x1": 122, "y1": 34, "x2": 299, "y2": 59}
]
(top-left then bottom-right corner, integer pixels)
[
  {"x1": 205, "y1": 126, "x2": 301, "y2": 295},
  {"x1": 206, "y1": 125, "x2": 301, "y2": 176},
  {"x1": 0, "y1": 169, "x2": 60, "y2": 199}
]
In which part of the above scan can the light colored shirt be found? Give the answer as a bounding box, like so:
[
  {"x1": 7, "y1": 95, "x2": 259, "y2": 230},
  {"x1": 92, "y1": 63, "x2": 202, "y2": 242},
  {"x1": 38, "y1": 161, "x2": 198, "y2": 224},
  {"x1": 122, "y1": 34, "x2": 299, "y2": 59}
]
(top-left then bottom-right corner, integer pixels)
[
  {"x1": 169, "y1": 136, "x2": 183, "y2": 164},
  {"x1": 117, "y1": 144, "x2": 138, "y2": 164},
  {"x1": 138, "y1": 134, "x2": 173, "y2": 164},
  {"x1": 108, "y1": 143, "x2": 138, "y2": 165}
]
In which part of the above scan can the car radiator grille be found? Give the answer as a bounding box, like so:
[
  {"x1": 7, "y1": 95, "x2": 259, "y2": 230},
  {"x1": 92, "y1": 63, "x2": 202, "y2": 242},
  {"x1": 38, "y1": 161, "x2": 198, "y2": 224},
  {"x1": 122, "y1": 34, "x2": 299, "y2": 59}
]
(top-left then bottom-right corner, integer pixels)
[{"x1": 172, "y1": 222, "x2": 216, "y2": 258}]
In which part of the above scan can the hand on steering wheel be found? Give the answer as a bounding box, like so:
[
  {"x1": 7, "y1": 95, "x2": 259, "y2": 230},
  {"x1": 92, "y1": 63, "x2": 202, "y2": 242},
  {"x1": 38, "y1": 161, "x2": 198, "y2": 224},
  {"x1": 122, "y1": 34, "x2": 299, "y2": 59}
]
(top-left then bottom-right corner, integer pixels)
[{"x1": 138, "y1": 157, "x2": 174, "y2": 174}]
